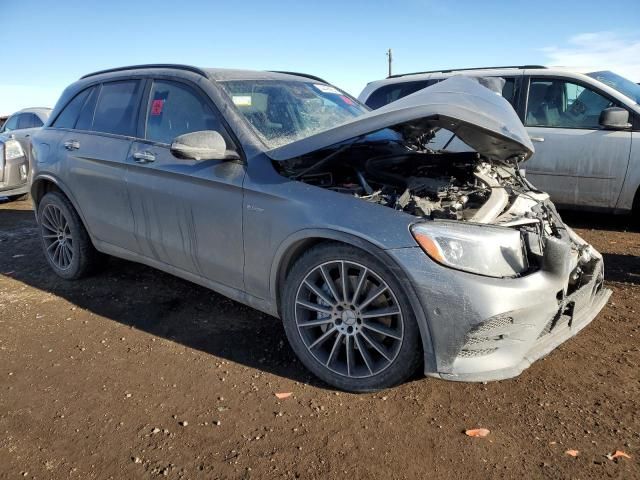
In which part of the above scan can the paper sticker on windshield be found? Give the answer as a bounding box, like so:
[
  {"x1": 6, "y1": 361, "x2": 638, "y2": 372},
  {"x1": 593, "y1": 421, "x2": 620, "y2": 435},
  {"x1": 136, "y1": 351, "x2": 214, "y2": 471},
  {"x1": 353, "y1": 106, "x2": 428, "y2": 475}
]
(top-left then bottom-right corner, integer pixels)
[
  {"x1": 150, "y1": 99, "x2": 165, "y2": 116},
  {"x1": 314, "y1": 84, "x2": 341, "y2": 95},
  {"x1": 232, "y1": 95, "x2": 252, "y2": 106}
]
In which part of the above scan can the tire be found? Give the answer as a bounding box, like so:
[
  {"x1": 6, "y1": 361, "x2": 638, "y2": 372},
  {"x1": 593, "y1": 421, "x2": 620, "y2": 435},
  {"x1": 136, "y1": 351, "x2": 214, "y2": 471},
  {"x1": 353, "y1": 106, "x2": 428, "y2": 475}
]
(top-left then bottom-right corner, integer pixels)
[
  {"x1": 282, "y1": 243, "x2": 422, "y2": 392},
  {"x1": 6, "y1": 193, "x2": 28, "y2": 202},
  {"x1": 37, "y1": 191, "x2": 104, "y2": 280}
]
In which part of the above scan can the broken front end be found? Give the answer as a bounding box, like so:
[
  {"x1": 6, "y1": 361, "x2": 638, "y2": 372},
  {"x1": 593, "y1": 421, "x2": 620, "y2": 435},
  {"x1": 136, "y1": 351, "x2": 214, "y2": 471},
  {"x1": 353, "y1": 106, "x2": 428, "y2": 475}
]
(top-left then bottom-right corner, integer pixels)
[{"x1": 270, "y1": 76, "x2": 611, "y2": 380}]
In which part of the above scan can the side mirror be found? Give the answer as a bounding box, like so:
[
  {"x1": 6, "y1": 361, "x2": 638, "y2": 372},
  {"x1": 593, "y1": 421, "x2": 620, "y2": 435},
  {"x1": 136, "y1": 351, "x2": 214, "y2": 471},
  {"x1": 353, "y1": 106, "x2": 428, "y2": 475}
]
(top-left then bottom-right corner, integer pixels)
[
  {"x1": 599, "y1": 107, "x2": 631, "y2": 130},
  {"x1": 170, "y1": 130, "x2": 238, "y2": 161}
]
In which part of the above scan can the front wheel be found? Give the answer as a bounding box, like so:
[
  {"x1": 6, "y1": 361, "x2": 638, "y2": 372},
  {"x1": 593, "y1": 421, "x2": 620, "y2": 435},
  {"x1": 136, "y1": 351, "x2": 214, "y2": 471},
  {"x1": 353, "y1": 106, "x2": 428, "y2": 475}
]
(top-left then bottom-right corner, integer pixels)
[{"x1": 282, "y1": 243, "x2": 422, "y2": 392}]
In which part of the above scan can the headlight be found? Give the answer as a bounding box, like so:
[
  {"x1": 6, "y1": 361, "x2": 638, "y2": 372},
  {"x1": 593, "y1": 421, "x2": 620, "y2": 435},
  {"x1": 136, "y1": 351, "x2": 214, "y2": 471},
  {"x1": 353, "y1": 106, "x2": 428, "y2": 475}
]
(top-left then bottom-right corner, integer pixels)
[
  {"x1": 4, "y1": 139, "x2": 25, "y2": 161},
  {"x1": 411, "y1": 221, "x2": 528, "y2": 278}
]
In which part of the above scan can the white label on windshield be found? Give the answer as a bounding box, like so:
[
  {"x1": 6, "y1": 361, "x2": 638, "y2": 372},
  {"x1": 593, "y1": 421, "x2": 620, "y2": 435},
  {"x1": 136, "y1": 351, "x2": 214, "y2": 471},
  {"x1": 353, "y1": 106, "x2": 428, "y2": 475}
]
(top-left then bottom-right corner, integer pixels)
[
  {"x1": 314, "y1": 84, "x2": 341, "y2": 95},
  {"x1": 232, "y1": 95, "x2": 252, "y2": 106}
]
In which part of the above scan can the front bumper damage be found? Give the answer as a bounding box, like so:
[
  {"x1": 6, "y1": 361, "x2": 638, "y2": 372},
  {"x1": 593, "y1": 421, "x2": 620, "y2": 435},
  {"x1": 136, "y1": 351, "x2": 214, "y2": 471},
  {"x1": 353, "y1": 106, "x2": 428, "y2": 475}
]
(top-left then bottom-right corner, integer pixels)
[{"x1": 388, "y1": 229, "x2": 611, "y2": 382}]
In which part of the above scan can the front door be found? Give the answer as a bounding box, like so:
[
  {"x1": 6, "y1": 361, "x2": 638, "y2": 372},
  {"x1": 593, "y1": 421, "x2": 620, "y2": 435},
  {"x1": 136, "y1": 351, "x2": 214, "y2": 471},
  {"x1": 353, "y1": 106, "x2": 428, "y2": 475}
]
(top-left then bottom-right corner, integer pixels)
[
  {"x1": 125, "y1": 79, "x2": 246, "y2": 290},
  {"x1": 523, "y1": 77, "x2": 632, "y2": 209}
]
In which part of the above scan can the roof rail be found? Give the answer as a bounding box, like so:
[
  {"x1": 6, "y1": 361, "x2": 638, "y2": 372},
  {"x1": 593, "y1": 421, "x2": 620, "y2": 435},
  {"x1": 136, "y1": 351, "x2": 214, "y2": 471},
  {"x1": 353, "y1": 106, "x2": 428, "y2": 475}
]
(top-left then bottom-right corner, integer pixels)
[
  {"x1": 269, "y1": 71, "x2": 330, "y2": 84},
  {"x1": 387, "y1": 65, "x2": 547, "y2": 79},
  {"x1": 81, "y1": 64, "x2": 208, "y2": 80}
]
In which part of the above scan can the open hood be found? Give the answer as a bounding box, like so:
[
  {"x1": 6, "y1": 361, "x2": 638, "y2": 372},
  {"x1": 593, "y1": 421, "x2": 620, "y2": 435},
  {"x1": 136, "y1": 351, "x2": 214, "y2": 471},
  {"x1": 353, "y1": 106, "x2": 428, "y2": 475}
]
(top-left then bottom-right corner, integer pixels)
[{"x1": 267, "y1": 76, "x2": 534, "y2": 163}]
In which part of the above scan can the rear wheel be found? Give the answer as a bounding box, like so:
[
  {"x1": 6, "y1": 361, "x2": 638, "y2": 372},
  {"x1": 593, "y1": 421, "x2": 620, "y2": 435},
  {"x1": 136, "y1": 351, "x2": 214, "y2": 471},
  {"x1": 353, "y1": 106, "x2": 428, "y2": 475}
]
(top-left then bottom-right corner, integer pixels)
[
  {"x1": 282, "y1": 243, "x2": 422, "y2": 392},
  {"x1": 37, "y1": 192, "x2": 104, "y2": 279}
]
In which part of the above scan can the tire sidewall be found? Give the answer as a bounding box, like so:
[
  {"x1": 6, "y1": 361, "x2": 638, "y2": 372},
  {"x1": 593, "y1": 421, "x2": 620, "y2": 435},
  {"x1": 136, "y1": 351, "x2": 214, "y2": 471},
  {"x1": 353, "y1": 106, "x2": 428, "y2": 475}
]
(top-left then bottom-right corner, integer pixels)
[
  {"x1": 282, "y1": 243, "x2": 422, "y2": 392},
  {"x1": 38, "y1": 192, "x2": 85, "y2": 280}
]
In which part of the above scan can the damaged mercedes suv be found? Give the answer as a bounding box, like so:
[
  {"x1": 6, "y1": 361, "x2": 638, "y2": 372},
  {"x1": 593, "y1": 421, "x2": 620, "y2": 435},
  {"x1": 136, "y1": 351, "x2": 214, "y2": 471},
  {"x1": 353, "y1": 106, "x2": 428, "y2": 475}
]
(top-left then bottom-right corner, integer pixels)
[{"x1": 31, "y1": 66, "x2": 611, "y2": 392}]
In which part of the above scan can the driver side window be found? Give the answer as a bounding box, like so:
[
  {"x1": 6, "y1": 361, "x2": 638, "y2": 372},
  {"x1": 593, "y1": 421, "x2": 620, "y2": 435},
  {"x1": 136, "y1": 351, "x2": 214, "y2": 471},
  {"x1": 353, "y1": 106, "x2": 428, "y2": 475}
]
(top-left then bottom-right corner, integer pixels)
[
  {"x1": 526, "y1": 79, "x2": 615, "y2": 129},
  {"x1": 145, "y1": 80, "x2": 232, "y2": 147}
]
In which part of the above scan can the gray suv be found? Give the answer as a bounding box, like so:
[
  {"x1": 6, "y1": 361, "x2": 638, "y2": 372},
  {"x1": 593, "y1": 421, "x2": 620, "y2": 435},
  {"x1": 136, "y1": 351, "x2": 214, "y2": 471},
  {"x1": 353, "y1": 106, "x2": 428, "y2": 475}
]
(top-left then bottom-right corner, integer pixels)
[{"x1": 30, "y1": 65, "x2": 610, "y2": 391}]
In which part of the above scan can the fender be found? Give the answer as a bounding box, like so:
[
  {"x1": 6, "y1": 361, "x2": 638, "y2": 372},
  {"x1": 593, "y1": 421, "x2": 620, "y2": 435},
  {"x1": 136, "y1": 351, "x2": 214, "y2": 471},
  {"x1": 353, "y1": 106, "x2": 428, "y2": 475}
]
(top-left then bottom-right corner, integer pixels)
[
  {"x1": 30, "y1": 173, "x2": 94, "y2": 239},
  {"x1": 269, "y1": 227, "x2": 437, "y2": 373}
]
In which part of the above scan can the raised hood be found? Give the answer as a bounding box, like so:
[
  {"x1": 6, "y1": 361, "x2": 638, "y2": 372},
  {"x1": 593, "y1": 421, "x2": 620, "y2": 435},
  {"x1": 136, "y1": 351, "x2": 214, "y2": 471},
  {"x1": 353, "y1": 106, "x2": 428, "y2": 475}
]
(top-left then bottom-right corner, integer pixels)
[{"x1": 267, "y1": 76, "x2": 534, "y2": 162}]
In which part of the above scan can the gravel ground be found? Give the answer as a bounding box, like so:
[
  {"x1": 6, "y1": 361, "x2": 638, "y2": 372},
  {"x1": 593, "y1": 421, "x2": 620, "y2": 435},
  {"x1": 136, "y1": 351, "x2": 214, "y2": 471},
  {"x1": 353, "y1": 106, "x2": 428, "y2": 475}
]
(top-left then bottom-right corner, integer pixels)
[{"x1": 0, "y1": 198, "x2": 638, "y2": 479}]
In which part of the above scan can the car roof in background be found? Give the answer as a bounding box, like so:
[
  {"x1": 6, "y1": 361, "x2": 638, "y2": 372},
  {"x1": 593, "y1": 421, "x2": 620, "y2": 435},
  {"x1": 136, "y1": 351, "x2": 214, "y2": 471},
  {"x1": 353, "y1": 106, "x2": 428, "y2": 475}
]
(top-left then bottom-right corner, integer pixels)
[{"x1": 6, "y1": 107, "x2": 52, "y2": 120}]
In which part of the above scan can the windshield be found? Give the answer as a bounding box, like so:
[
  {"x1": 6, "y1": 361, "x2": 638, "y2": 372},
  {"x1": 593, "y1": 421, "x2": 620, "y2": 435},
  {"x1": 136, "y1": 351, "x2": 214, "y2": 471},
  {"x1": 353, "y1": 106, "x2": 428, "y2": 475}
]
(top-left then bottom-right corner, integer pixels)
[
  {"x1": 586, "y1": 70, "x2": 640, "y2": 104},
  {"x1": 220, "y1": 80, "x2": 368, "y2": 149}
]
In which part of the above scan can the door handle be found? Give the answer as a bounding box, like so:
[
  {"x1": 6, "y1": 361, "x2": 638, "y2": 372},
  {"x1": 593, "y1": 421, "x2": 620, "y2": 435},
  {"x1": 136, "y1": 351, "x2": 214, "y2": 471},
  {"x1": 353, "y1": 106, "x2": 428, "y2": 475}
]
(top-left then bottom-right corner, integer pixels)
[
  {"x1": 529, "y1": 136, "x2": 545, "y2": 142},
  {"x1": 64, "y1": 140, "x2": 80, "y2": 150},
  {"x1": 133, "y1": 151, "x2": 156, "y2": 164}
]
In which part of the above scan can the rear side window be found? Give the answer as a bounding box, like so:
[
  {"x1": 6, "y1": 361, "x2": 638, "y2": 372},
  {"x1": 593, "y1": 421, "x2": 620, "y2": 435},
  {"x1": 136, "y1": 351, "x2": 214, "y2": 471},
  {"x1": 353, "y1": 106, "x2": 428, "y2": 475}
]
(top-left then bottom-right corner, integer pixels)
[
  {"x1": 92, "y1": 80, "x2": 142, "y2": 136},
  {"x1": 53, "y1": 89, "x2": 91, "y2": 129},
  {"x1": 32, "y1": 114, "x2": 44, "y2": 127},
  {"x1": 365, "y1": 80, "x2": 436, "y2": 109},
  {"x1": 145, "y1": 80, "x2": 227, "y2": 145}
]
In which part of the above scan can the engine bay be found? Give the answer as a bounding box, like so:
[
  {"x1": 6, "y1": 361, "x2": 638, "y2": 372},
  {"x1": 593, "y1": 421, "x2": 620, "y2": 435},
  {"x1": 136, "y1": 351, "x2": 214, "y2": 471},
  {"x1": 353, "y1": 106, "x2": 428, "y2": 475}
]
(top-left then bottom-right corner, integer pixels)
[{"x1": 278, "y1": 141, "x2": 547, "y2": 225}]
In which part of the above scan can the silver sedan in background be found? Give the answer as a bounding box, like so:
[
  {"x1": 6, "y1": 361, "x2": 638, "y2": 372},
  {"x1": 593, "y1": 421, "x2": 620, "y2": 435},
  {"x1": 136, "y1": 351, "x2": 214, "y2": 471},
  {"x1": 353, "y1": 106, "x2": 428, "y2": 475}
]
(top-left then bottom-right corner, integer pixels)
[{"x1": 0, "y1": 107, "x2": 51, "y2": 201}]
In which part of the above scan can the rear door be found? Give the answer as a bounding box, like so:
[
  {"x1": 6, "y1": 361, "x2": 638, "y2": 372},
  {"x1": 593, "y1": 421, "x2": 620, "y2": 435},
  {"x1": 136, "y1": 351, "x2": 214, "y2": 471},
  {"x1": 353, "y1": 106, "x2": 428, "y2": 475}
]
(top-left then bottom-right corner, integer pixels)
[
  {"x1": 523, "y1": 76, "x2": 632, "y2": 208},
  {"x1": 125, "y1": 78, "x2": 246, "y2": 289},
  {"x1": 53, "y1": 80, "x2": 143, "y2": 251}
]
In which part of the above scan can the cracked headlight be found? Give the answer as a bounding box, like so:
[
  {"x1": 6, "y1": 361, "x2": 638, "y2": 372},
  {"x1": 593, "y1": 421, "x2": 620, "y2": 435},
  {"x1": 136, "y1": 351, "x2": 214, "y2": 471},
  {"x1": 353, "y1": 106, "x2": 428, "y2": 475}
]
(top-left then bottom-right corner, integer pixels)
[
  {"x1": 4, "y1": 139, "x2": 25, "y2": 161},
  {"x1": 411, "y1": 221, "x2": 528, "y2": 278}
]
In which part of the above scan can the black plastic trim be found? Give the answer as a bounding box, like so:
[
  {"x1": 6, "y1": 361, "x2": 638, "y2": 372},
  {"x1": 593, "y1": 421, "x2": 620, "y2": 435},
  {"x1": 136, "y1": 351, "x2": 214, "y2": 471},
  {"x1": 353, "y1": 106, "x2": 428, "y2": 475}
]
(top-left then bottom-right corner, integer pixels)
[{"x1": 81, "y1": 64, "x2": 208, "y2": 80}]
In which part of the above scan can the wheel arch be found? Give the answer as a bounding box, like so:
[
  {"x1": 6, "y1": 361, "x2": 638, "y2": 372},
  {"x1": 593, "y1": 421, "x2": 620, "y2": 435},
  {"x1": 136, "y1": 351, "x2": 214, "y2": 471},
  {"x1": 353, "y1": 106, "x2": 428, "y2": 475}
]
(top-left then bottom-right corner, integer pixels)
[
  {"x1": 271, "y1": 229, "x2": 437, "y2": 373},
  {"x1": 31, "y1": 175, "x2": 91, "y2": 234}
]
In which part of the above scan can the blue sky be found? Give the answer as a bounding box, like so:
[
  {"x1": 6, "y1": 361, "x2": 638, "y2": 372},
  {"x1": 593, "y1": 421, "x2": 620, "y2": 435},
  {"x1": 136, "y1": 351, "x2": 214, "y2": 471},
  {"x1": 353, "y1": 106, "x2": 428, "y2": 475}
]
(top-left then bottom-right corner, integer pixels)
[{"x1": 1, "y1": 0, "x2": 639, "y2": 115}]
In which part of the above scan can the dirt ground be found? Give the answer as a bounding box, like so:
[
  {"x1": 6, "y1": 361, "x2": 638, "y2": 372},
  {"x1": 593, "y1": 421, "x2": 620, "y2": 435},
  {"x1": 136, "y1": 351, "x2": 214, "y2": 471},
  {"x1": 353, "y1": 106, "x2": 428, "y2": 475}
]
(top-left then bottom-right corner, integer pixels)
[{"x1": 0, "y1": 198, "x2": 638, "y2": 480}]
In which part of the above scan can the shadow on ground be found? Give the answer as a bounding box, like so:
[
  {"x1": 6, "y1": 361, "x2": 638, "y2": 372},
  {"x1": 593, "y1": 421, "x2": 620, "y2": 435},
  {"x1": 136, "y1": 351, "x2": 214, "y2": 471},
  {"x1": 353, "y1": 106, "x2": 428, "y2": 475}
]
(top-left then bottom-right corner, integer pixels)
[{"x1": 0, "y1": 205, "x2": 336, "y2": 388}]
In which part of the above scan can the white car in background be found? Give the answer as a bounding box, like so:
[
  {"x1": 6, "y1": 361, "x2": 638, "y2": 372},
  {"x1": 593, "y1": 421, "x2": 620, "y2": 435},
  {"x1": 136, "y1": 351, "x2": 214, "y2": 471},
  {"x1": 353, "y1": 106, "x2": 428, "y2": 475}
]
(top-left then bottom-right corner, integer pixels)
[
  {"x1": 0, "y1": 107, "x2": 51, "y2": 201},
  {"x1": 359, "y1": 66, "x2": 640, "y2": 218}
]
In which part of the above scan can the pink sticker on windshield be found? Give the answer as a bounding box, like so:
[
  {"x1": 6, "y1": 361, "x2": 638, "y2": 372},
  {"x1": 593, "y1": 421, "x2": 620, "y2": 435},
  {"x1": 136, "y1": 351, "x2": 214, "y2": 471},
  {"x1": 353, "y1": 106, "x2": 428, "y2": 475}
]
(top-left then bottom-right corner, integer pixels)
[
  {"x1": 151, "y1": 99, "x2": 165, "y2": 116},
  {"x1": 340, "y1": 95, "x2": 354, "y2": 105}
]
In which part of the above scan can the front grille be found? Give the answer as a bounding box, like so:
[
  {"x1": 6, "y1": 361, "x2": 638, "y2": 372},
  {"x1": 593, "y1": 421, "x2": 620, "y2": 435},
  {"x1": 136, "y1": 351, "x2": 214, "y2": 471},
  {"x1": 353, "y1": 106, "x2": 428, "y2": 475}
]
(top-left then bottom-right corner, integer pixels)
[{"x1": 459, "y1": 314, "x2": 514, "y2": 358}]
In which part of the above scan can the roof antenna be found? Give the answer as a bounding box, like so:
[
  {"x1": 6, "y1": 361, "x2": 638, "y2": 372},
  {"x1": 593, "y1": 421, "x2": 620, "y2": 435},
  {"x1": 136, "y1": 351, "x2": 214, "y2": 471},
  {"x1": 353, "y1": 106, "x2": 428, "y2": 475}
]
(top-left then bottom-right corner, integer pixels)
[{"x1": 386, "y1": 48, "x2": 393, "y2": 77}]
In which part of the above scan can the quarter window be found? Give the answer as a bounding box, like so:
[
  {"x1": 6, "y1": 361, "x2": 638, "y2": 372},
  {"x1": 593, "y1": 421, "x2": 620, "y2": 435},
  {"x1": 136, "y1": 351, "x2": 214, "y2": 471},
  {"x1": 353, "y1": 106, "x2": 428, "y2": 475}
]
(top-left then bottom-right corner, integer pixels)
[
  {"x1": 145, "y1": 80, "x2": 226, "y2": 145},
  {"x1": 526, "y1": 79, "x2": 616, "y2": 129},
  {"x1": 53, "y1": 89, "x2": 91, "y2": 129},
  {"x1": 501, "y1": 78, "x2": 517, "y2": 106},
  {"x1": 75, "y1": 86, "x2": 99, "y2": 131},
  {"x1": 91, "y1": 80, "x2": 142, "y2": 136}
]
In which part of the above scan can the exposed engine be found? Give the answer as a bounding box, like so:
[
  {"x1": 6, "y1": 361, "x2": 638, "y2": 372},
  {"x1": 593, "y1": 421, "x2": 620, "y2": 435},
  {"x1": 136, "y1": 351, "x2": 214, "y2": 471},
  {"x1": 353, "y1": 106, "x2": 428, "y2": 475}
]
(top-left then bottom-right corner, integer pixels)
[{"x1": 280, "y1": 145, "x2": 553, "y2": 227}]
